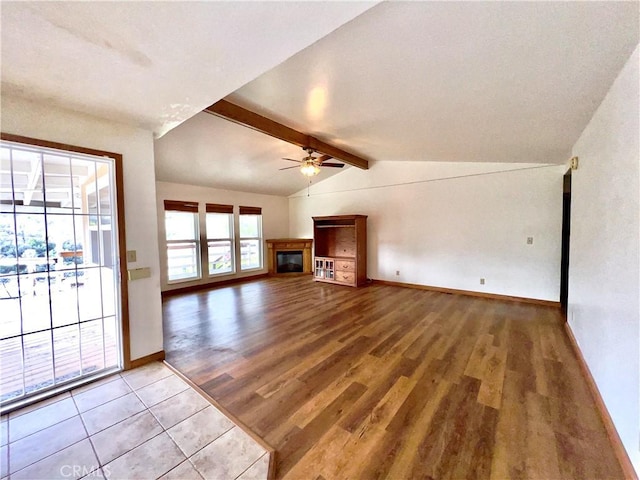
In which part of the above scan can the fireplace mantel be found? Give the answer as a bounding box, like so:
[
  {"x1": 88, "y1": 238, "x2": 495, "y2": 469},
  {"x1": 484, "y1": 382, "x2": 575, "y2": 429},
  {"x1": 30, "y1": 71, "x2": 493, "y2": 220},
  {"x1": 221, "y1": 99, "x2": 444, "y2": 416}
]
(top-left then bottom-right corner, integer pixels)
[{"x1": 266, "y1": 238, "x2": 313, "y2": 275}]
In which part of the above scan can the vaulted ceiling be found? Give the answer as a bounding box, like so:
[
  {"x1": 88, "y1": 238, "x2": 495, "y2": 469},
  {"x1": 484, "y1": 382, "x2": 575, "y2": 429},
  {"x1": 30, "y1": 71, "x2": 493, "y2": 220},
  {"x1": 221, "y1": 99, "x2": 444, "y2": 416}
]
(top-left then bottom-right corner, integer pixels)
[
  {"x1": 1, "y1": 1, "x2": 376, "y2": 135},
  {"x1": 2, "y1": 2, "x2": 639, "y2": 197}
]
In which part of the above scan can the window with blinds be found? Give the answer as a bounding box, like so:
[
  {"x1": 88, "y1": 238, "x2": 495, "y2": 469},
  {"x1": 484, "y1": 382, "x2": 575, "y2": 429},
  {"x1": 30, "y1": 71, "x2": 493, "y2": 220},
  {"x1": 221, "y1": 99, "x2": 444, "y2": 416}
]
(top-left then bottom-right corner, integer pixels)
[
  {"x1": 205, "y1": 203, "x2": 234, "y2": 276},
  {"x1": 163, "y1": 200, "x2": 200, "y2": 282},
  {"x1": 239, "y1": 206, "x2": 263, "y2": 271}
]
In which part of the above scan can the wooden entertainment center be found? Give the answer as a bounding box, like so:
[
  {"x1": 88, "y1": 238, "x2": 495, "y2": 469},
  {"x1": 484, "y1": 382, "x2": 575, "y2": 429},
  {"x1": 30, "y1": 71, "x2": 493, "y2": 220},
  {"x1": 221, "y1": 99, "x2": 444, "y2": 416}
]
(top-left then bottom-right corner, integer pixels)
[{"x1": 313, "y1": 215, "x2": 367, "y2": 287}]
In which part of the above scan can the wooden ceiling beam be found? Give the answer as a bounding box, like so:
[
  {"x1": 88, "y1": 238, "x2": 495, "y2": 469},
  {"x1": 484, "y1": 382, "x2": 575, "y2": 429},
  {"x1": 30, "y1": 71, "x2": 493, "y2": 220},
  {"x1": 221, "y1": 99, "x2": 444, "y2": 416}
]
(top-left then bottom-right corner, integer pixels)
[
  {"x1": 204, "y1": 99, "x2": 369, "y2": 170},
  {"x1": 205, "y1": 99, "x2": 308, "y2": 147},
  {"x1": 307, "y1": 138, "x2": 368, "y2": 170}
]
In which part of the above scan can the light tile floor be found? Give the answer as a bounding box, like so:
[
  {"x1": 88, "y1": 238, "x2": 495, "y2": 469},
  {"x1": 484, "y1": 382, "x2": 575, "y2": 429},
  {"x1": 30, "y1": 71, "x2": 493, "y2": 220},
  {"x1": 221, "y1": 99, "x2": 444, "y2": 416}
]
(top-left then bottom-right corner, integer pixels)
[{"x1": 0, "y1": 362, "x2": 270, "y2": 480}]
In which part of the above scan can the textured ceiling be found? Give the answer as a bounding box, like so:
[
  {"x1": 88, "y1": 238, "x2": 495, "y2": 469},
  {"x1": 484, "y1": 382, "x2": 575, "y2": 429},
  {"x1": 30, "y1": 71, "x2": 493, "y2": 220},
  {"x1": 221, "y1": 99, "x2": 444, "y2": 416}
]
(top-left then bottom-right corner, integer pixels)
[
  {"x1": 1, "y1": 1, "x2": 376, "y2": 136},
  {"x1": 3, "y1": 2, "x2": 638, "y2": 197},
  {"x1": 154, "y1": 112, "x2": 351, "y2": 196},
  {"x1": 158, "y1": 1, "x2": 638, "y2": 195},
  {"x1": 228, "y1": 1, "x2": 639, "y2": 165}
]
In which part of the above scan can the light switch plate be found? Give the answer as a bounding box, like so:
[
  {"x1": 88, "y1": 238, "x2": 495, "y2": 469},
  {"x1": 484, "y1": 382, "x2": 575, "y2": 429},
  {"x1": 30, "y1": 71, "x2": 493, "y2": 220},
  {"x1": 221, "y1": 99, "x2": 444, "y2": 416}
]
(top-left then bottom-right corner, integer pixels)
[
  {"x1": 527, "y1": 237, "x2": 534, "y2": 245},
  {"x1": 126, "y1": 250, "x2": 137, "y2": 263}
]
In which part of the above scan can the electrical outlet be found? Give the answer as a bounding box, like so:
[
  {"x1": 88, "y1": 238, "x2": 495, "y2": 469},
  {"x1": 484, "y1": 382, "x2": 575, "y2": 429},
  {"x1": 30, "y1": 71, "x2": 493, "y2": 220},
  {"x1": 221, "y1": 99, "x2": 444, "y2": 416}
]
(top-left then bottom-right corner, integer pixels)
[
  {"x1": 480, "y1": 278, "x2": 485, "y2": 285},
  {"x1": 395, "y1": 270, "x2": 400, "y2": 276},
  {"x1": 527, "y1": 237, "x2": 534, "y2": 245}
]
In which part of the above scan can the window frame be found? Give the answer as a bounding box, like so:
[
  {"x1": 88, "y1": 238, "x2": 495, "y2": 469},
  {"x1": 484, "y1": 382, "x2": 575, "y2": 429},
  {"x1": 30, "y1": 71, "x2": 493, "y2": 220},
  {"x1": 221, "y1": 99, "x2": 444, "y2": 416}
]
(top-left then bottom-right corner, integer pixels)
[
  {"x1": 205, "y1": 205, "x2": 235, "y2": 277},
  {"x1": 164, "y1": 202, "x2": 201, "y2": 284},
  {"x1": 239, "y1": 206, "x2": 263, "y2": 272}
]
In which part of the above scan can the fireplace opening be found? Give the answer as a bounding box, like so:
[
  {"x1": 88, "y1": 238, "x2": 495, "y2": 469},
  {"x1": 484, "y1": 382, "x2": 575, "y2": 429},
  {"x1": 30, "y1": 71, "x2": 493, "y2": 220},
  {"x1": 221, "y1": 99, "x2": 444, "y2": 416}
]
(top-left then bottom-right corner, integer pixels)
[{"x1": 277, "y1": 251, "x2": 303, "y2": 273}]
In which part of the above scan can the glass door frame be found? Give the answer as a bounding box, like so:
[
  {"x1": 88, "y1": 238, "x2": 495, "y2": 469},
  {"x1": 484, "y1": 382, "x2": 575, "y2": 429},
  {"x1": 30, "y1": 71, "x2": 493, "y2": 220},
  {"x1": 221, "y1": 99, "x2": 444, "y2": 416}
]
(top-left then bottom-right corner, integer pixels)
[{"x1": 0, "y1": 132, "x2": 131, "y2": 411}]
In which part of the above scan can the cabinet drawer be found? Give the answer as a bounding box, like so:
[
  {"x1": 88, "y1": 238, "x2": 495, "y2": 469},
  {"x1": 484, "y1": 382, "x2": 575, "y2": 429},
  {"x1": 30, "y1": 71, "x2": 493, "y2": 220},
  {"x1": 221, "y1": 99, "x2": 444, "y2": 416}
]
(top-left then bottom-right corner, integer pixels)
[
  {"x1": 336, "y1": 260, "x2": 355, "y2": 271},
  {"x1": 334, "y1": 271, "x2": 355, "y2": 284}
]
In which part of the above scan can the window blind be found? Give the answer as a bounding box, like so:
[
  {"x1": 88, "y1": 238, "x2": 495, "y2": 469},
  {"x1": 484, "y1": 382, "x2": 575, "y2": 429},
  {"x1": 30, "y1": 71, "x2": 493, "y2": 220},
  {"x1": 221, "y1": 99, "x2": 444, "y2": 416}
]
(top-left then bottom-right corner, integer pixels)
[
  {"x1": 163, "y1": 200, "x2": 198, "y2": 213},
  {"x1": 239, "y1": 206, "x2": 262, "y2": 215},
  {"x1": 206, "y1": 203, "x2": 233, "y2": 214}
]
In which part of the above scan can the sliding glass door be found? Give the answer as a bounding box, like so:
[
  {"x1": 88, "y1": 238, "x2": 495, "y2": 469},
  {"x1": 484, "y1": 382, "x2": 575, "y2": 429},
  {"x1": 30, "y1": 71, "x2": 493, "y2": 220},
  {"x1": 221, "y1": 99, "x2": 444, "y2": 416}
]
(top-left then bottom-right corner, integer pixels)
[{"x1": 0, "y1": 140, "x2": 122, "y2": 408}]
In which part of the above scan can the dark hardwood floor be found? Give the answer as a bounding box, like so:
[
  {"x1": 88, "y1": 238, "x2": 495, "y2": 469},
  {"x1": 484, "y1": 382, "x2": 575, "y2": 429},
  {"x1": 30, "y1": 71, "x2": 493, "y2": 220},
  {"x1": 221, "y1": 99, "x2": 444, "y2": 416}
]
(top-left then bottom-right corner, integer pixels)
[{"x1": 163, "y1": 276, "x2": 622, "y2": 479}]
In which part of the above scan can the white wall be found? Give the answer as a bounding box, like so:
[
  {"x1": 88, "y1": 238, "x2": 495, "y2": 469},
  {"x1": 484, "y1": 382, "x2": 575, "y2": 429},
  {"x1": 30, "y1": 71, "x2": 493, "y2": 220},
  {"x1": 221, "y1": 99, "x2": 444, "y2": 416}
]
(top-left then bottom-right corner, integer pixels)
[
  {"x1": 289, "y1": 161, "x2": 565, "y2": 301},
  {"x1": 156, "y1": 181, "x2": 289, "y2": 292},
  {"x1": 568, "y1": 44, "x2": 640, "y2": 473},
  {"x1": 1, "y1": 94, "x2": 163, "y2": 361}
]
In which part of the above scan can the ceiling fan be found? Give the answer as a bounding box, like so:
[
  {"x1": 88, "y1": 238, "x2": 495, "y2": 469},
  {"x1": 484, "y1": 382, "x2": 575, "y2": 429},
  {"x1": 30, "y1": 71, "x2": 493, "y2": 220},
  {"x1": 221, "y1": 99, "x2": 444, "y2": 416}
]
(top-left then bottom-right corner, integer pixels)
[{"x1": 280, "y1": 147, "x2": 344, "y2": 177}]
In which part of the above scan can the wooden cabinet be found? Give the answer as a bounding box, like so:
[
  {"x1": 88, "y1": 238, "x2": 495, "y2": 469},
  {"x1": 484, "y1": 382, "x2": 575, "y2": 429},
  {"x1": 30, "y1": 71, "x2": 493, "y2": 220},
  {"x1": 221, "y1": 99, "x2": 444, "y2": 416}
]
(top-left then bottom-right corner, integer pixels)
[
  {"x1": 313, "y1": 215, "x2": 367, "y2": 287},
  {"x1": 314, "y1": 257, "x2": 335, "y2": 281}
]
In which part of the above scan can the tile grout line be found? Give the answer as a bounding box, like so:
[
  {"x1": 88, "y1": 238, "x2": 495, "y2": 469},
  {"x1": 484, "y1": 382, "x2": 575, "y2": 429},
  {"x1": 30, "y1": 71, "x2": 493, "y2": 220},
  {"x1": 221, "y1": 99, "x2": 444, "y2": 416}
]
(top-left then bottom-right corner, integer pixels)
[
  {"x1": 9, "y1": 437, "x2": 89, "y2": 477},
  {"x1": 6, "y1": 393, "x2": 70, "y2": 421},
  {"x1": 82, "y1": 401, "x2": 144, "y2": 439},
  {"x1": 75, "y1": 377, "x2": 163, "y2": 471},
  {"x1": 120, "y1": 367, "x2": 174, "y2": 392},
  {"x1": 97, "y1": 371, "x2": 185, "y2": 474},
  {"x1": 127, "y1": 370, "x2": 200, "y2": 476},
  {"x1": 234, "y1": 451, "x2": 268, "y2": 480},
  {"x1": 177, "y1": 424, "x2": 236, "y2": 460},
  {"x1": 135, "y1": 373, "x2": 244, "y2": 478},
  {"x1": 6, "y1": 364, "x2": 269, "y2": 480},
  {"x1": 156, "y1": 434, "x2": 189, "y2": 479},
  {"x1": 148, "y1": 394, "x2": 210, "y2": 431},
  {"x1": 10, "y1": 391, "x2": 89, "y2": 474},
  {"x1": 184, "y1": 456, "x2": 205, "y2": 480},
  {"x1": 144, "y1": 369, "x2": 262, "y2": 478},
  {"x1": 66, "y1": 371, "x2": 123, "y2": 398},
  {"x1": 3, "y1": 369, "x2": 123, "y2": 419},
  {"x1": 6, "y1": 399, "x2": 73, "y2": 434},
  {"x1": 6, "y1": 368, "x2": 139, "y2": 475},
  {"x1": 77, "y1": 390, "x2": 150, "y2": 435},
  {"x1": 101, "y1": 427, "x2": 168, "y2": 471},
  {"x1": 72, "y1": 390, "x2": 102, "y2": 475}
]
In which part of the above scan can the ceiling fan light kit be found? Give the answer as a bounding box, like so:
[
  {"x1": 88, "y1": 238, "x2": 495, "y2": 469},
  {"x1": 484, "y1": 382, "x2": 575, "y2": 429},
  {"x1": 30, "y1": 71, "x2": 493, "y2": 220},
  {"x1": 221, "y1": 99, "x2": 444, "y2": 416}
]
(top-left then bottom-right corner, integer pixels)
[
  {"x1": 300, "y1": 161, "x2": 321, "y2": 177},
  {"x1": 280, "y1": 147, "x2": 345, "y2": 177},
  {"x1": 204, "y1": 100, "x2": 369, "y2": 179}
]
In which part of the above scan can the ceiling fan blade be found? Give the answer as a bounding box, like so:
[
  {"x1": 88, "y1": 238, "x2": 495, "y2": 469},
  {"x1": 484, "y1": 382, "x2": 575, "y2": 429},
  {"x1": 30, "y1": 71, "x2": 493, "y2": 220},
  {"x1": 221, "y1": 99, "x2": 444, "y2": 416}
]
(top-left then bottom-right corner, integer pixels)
[
  {"x1": 317, "y1": 155, "x2": 333, "y2": 164},
  {"x1": 320, "y1": 163, "x2": 344, "y2": 168},
  {"x1": 282, "y1": 158, "x2": 302, "y2": 163},
  {"x1": 279, "y1": 165, "x2": 300, "y2": 171}
]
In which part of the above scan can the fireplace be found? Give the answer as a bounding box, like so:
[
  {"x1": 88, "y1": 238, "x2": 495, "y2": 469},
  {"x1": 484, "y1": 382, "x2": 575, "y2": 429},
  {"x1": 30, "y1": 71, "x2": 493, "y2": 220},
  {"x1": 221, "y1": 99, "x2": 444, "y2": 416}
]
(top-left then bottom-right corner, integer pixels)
[
  {"x1": 277, "y1": 251, "x2": 303, "y2": 273},
  {"x1": 266, "y1": 238, "x2": 313, "y2": 275}
]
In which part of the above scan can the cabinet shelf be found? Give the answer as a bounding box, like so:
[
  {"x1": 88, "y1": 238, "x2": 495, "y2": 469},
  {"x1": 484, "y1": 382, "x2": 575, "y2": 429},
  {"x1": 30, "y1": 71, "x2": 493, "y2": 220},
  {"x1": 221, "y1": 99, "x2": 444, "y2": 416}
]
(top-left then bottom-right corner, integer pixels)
[
  {"x1": 315, "y1": 224, "x2": 355, "y2": 229},
  {"x1": 313, "y1": 215, "x2": 367, "y2": 287}
]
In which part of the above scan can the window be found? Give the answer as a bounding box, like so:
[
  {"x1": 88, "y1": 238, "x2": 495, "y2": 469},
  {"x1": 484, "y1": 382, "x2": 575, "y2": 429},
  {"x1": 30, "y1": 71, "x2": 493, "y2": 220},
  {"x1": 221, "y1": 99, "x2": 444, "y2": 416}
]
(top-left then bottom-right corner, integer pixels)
[
  {"x1": 239, "y1": 206, "x2": 262, "y2": 270},
  {"x1": 206, "y1": 203, "x2": 234, "y2": 276},
  {"x1": 164, "y1": 200, "x2": 200, "y2": 282}
]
